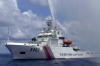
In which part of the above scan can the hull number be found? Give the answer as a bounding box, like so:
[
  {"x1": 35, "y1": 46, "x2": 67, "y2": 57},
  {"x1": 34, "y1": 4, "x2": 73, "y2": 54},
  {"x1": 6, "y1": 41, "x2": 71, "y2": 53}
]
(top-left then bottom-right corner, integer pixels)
[{"x1": 30, "y1": 48, "x2": 40, "y2": 52}]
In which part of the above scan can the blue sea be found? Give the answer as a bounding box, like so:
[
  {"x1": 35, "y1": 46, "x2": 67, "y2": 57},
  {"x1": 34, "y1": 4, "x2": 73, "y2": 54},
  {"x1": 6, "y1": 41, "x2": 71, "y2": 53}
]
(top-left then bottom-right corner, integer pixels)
[{"x1": 0, "y1": 53, "x2": 100, "y2": 66}]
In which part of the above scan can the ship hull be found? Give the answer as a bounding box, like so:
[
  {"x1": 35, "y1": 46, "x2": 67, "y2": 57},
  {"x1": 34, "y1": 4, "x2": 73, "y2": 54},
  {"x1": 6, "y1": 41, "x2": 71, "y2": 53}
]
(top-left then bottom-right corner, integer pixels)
[
  {"x1": 6, "y1": 45, "x2": 47, "y2": 59},
  {"x1": 5, "y1": 44, "x2": 96, "y2": 59}
]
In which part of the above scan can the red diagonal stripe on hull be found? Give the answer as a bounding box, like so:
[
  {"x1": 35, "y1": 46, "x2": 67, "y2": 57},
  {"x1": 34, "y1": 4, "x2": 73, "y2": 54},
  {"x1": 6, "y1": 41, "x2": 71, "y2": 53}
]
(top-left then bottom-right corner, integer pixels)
[{"x1": 44, "y1": 46, "x2": 51, "y2": 60}]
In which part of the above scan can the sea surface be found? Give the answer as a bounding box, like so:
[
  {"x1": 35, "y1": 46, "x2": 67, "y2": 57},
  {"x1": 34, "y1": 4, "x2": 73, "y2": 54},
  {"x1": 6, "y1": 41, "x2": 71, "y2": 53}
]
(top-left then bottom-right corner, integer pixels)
[{"x1": 0, "y1": 54, "x2": 100, "y2": 66}]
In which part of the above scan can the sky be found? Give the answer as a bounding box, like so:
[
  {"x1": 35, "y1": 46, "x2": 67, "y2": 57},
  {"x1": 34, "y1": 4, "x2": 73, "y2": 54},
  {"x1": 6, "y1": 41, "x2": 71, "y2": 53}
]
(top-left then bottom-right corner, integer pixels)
[{"x1": 0, "y1": 0, "x2": 100, "y2": 53}]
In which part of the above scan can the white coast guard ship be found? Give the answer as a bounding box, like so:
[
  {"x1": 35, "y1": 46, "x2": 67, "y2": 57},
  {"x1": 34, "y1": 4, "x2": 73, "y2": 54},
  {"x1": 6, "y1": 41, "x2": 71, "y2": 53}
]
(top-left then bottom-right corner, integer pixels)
[{"x1": 5, "y1": 18, "x2": 99, "y2": 59}]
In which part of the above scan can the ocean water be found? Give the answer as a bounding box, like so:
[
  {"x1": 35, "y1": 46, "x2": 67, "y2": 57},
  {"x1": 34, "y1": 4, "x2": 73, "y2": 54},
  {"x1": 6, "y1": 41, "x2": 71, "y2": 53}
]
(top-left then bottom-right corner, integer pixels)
[{"x1": 0, "y1": 54, "x2": 100, "y2": 66}]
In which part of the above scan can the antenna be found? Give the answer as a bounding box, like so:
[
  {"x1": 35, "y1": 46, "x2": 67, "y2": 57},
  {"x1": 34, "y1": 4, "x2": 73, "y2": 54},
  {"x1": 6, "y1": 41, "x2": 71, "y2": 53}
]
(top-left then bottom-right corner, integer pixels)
[{"x1": 7, "y1": 28, "x2": 10, "y2": 42}]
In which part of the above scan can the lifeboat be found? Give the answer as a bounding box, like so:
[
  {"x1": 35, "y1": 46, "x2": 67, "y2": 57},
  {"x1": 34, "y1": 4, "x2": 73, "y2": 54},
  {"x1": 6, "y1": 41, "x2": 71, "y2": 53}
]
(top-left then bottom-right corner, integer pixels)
[{"x1": 64, "y1": 40, "x2": 72, "y2": 45}]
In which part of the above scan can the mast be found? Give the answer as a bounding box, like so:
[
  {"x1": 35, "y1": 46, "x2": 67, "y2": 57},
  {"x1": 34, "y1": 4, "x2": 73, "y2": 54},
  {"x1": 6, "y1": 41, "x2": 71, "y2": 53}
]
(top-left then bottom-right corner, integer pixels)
[
  {"x1": 46, "y1": 17, "x2": 52, "y2": 31},
  {"x1": 47, "y1": 0, "x2": 56, "y2": 28},
  {"x1": 47, "y1": 20, "x2": 52, "y2": 30}
]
